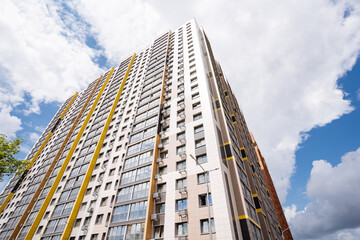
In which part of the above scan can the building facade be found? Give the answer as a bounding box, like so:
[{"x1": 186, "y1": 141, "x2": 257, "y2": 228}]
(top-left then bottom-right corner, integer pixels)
[{"x1": 0, "y1": 19, "x2": 290, "y2": 240}]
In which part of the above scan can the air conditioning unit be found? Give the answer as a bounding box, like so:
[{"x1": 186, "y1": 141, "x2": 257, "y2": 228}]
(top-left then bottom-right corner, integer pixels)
[
  {"x1": 179, "y1": 152, "x2": 187, "y2": 158},
  {"x1": 151, "y1": 214, "x2": 159, "y2": 221},
  {"x1": 93, "y1": 192, "x2": 98, "y2": 198},
  {"x1": 158, "y1": 144, "x2": 164, "y2": 149},
  {"x1": 179, "y1": 168, "x2": 187, "y2": 175},
  {"x1": 81, "y1": 225, "x2": 88, "y2": 231},
  {"x1": 178, "y1": 187, "x2": 187, "y2": 194},
  {"x1": 87, "y1": 207, "x2": 94, "y2": 213},
  {"x1": 153, "y1": 192, "x2": 160, "y2": 200},
  {"x1": 178, "y1": 209, "x2": 188, "y2": 217}
]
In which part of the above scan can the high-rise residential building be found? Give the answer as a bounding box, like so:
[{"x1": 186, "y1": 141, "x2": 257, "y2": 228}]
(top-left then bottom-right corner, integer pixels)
[{"x1": 0, "y1": 19, "x2": 290, "y2": 240}]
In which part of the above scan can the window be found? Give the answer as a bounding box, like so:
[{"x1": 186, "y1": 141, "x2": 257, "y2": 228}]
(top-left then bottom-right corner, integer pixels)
[
  {"x1": 200, "y1": 218, "x2": 215, "y2": 234},
  {"x1": 194, "y1": 124, "x2": 204, "y2": 133},
  {"x1": 100, "y1": 197, "x2": 108, "y2": 207},
  {"x1": 161, "y1": 137, "x2": 169, "y2": 145},
  {"x1": 176, "y1": 161, "x2": 186, "y2": 171},
  {"x1": 177, "y1": 145, "x2": 186, "y2": 155},
  {"x1": 95, "y1": 214, "x2": 103, "y2": 224},
  {"x1": 159, "y1": 166, "x2": 167, "y2": 175},
  {"x1": 193, "y1": 112, "x2": 202, "y2": 120},
  {"x1": 192, "y1": 102, "x2": 201, "y2": 109},
  {"x1": 112, "y1": 156, "x2": 119, "y2": 163},
  {"x1": 154, "y1": 226, "x2": 164, "y2": 238},
  {"x1": 198, "y1": 172, "x2": 209, "y2": 184},
  {"x1": 91, "y1": 234, "x2": 98, "y2": 240},
  {"x1": 195, "y1": 138, "x2": 206, "y2": 148},
  {"x1": 112, "y1": 205, "x2": 130, "y2": 223},
  {"x1": 157, "y1": 183, "x2": 166, "y2": 193},
  {"x1": 197, "y1": 154, "x2": 207, "y2": 164},
  {"x1": 191, "y1": 84, "x2": 199, "y2": 91},
  {"x1": 128, "y1": 201, "x2": 147, "y2": 220},
  {"x1": 177, "y1": 120, "x2": 185, "y2": 128},
  {"x1": 176, "y1": 199, "x2": 187, "y2": 210},
  {"x1": 90, "y1": 175, "x2": 96, "y2": 182},
  {"x1": 191, "y1": 77, "x2": 197, "y2": 84},
  {"x1": 176, "y1": 222, "x2": 188, "y2": 236},
  {"x1": 109, "y1": 168, "x2": 115, "y2": 176},
  {"x1": 160, "y1": 151, "x2": 168, "y2": 159},
  {"x1": 199, "y1": 193, "x2": 212, "y2": 206},
  {"x1": 176, "y1": 178, "x2": 187, "y2": 189},
  {"x1": 192, "y1": 92, "x2": 200, "y2": 100},
  {"x1": 177, "y1": 132, "x2": 185, "y2": 140},
  {"x1": 75, "y1": 218, "x2": 81, "y2": 227},
  {"x1": 105, "y1": 182, "x2": 112, "y2": 190},
  {"x1": 156, "y1": 203, "x2": 165, "y2": 213},
  {"x1": 36, "y1": 226, "x2": 43, "y2": 234},
  {"x1": 80, "y1": 202, "x2": 87, "y2": 211}
]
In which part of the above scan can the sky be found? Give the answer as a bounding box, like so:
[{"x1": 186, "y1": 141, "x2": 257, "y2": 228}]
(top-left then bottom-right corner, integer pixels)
[{"x1": 0, "y1": 0, "x2": 359, "y2": 239}]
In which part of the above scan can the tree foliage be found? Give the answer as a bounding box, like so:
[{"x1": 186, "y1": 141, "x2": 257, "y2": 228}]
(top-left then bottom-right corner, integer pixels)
[{"x1": 0, "y1": 134, "x2": 29, "y2": 181}]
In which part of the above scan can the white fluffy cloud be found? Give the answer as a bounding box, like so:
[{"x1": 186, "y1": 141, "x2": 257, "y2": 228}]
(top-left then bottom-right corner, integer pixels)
[
  {"x1": 0, "y1": 105, "x2": 21, "y2": 138},
  {"x1": 289, "y1": 147, "x2": 360, "y2": 239},
  {"x1": 70, "y1": 0, "x2": 164, "y2": 65},
  {"x1": 69, "y1": 0, "x2": 360, "y2": 202},
  {"x1": 0, "y1": 0, "x2": 102, "y2": 134}
]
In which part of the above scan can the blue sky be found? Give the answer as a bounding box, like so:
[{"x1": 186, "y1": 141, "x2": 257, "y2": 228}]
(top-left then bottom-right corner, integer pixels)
[
  {"x1": 1, "y1": 1, "x2": 360, "y2": 239},
  {"x1": 288, "y1": 58, "x2": 360, "y2": 210}
]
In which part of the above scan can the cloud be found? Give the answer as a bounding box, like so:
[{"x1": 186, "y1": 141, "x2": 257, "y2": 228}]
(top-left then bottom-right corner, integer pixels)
[
  {"x1": 0, "y1": 0, "x2": 102, "y2": 121},
  {"x1": 34, "y1": 125, "x2": 46, "y2": 133},
  {"x1": 289, "y1": 147, "x2": 360, "y2": 239},
  {"x1": 356, "y1": 88, "x2": 360, "y2": 101},
  {"x1": 69, "y1": 0, "x2": 360, "y2": 203},
  {"x1": 70, "y1": 0, "x2": 164, "y2": 65},
  {"x1": 0, "y1": 105, "x2": 21, "y2": 138},
  {"x1": 284, "y1": 204, "x2": 300, "y2": 222},
  {"x1": 29, "y1": 132, "x2": 40, "y2": 143}
]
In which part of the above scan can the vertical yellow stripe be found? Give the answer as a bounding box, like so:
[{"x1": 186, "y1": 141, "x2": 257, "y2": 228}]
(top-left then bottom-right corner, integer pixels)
[
  {"x1": 0, "y1": 193, "x2": 14, "y2": 213},
  {"x1": 60, "y1": 92, "x2": 78, "y2": 119},
  {"x1": 61, "y1": 55, "x2": 135, "y2": 240},
  {"x1": 143, "y1": 31, "x2": 171, "y2": 240},
  {"x1": 24, "y1": 74, "x2": 108, "y2": 240}
]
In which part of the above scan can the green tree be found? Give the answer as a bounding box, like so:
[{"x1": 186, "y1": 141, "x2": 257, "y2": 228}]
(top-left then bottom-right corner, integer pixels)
[{"x1": 0, "y1": 134, "x2": 29, "y2": 181}]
